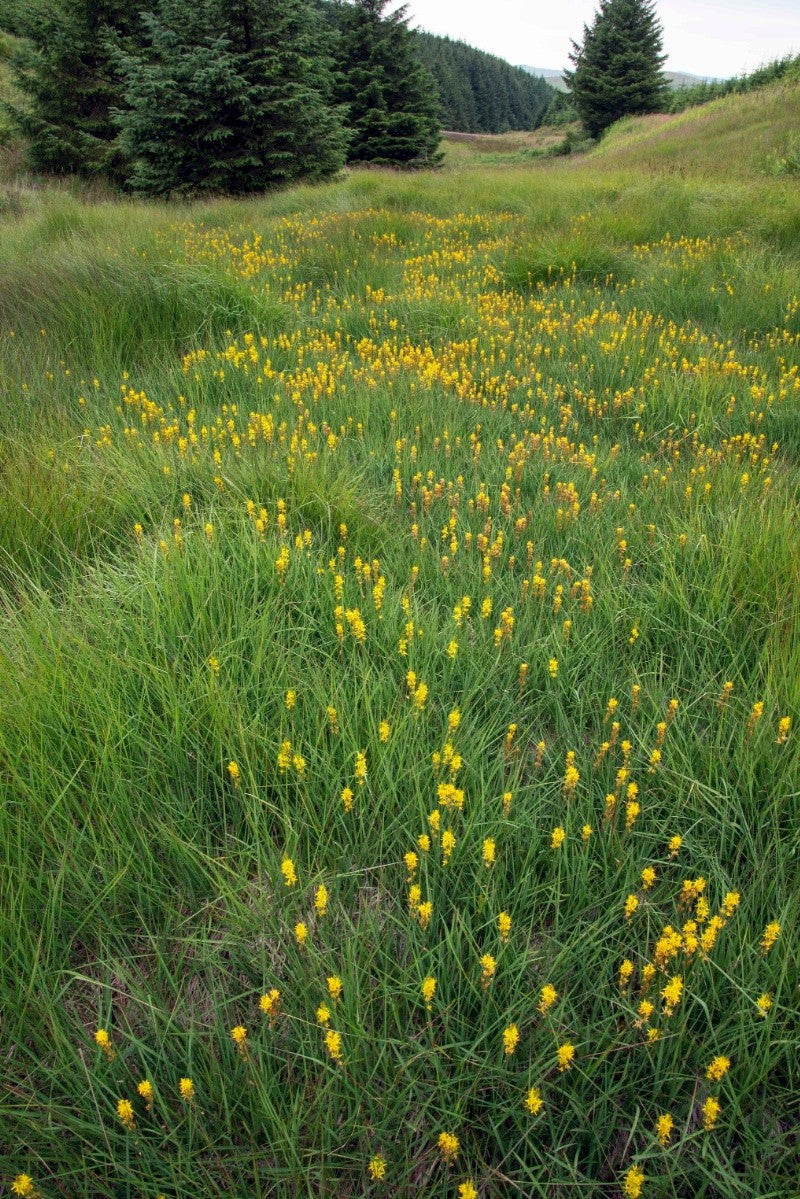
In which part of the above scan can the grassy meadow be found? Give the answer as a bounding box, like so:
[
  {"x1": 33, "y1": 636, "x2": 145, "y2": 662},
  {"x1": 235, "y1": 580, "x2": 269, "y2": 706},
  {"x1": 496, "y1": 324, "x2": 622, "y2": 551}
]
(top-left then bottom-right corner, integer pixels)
[{"x1": 1, "y1": 84, "x2": 799, "y2": 1198}]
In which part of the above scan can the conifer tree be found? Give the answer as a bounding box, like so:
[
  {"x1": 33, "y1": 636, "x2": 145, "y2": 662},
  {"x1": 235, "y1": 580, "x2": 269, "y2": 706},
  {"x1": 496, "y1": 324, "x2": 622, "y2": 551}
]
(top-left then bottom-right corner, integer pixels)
[
  {"x1": 334, "y1": 0, "x2": 441, "y2": 166},
  {"x1": 4, "y1": 0, "x2": 135, "y2": 177},
  {"x1": 565, "y1": 0, "x2": 669, "y2": 138},
  {"x1": 114, "y1": 0, "x2": 348, "y2": 196}
]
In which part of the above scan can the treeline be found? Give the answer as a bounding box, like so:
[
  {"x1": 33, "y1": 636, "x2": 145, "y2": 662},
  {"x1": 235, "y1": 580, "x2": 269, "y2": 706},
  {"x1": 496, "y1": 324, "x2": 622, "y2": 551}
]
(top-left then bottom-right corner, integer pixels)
[
  {"x1": 667, "y1": 54, "x2": 800, "y2": 113},
  {"x1": 0, "y1": 0, "x2": 441, "y2": 195},
  {"x1": 413, "y1": 32, "x2": 554, "y2": 133}
]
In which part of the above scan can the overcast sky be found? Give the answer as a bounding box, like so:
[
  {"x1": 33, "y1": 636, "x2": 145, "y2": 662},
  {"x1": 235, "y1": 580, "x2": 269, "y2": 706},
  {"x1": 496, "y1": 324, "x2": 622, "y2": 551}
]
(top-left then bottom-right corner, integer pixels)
[{"x1": 406, "y1": 0, "x2": 800, "y2": 79}]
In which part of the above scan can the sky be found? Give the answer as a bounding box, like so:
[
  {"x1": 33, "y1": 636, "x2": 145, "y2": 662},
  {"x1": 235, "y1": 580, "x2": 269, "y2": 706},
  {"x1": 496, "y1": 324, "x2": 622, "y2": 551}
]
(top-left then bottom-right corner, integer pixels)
[{"x1": 404, "y1": 0, "x2": 800, "y2": 79}]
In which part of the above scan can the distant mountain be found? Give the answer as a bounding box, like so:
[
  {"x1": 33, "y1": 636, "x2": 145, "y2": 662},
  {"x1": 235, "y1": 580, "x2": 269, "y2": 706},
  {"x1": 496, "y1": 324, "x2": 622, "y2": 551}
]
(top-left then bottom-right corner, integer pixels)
[{"x1": 520, "y1": 66, "x2": 723, "y2": 92}]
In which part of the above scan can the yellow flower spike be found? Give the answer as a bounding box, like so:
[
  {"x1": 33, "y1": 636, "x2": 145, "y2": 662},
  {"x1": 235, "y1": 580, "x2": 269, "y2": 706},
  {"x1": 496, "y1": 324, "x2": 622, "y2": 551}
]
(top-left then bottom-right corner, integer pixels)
[
  {"x1": 325, "y1": 1028, "x2": 344, "y2": 1065},
  {"x1": 502, "y1": 791, "x2": 513, "y2": 816},
  {"x1": 548, "y1": 657, "x2": 558, "y2": 679},
  {"x1": 503, "y1": 1023, "x2": 520, "y2": 1055},
  {"x1": 11, "y1": 1175, "x2": 38, "y2": 1197},
  {"x1": 281, "y1": 857, "x2": 297, "y2": 887},
  {"x1": 661, "y1": 975, "x2": 683, "y2": 1015},
  {"x1": 756, "y1": 993, "x2": 773, "y2": 1016},
  {"x1": 368, "y1": 1155, "x2": 387, "y2": 1181},
  {"x1": 94, "y1": 1027, "x2": 115, "y2": 1060},
  {"x1": 618, "y1": 959, "x2": 634, "y2": 991},
  {"x1": 294, "y1": 921, "x2": 308, "y2": 947},
  {"x1": 421, "y1": 976, "x2": 437, "y2": 1009},
  {"x1": 137, "y1": 1079, "x2": 153, "y2": 1103},
  {"x1": 668, "y1": 834, "x2": 682, "y2": 858},
  {"x1": 354, "y1": 750, "x2": 368, "y2": 785},
  {"x1": 525, "y1": 1086, "x2": 544, "y2": 1115},
  {"x1": 551, "y1": 826, "x2": 565, "y2": 850},
  {"x1": 437, "y1": 1130, "x2": 459, "y2": 1163},
  {"x1": 480, "y1": 953, "x2": 496, "y2": 988},
  {"x1": 314, "y1": 884, "x2": 328, "y2": 917},
  {"x1": 227, "y1": 761, "x2": 241, "y2": 787},
  {"x1": 538, "y1": 983, "x2": 558, "y2": 1014},
  {"x1": 379, "y1": 720, "x2": 391, "y2": 742},
  {"x1": 179, "y1": 1077, "x2": 195, "y2": 1102},
  {"x1": 623, "y1": 1165, "x2": 645, "y2": 1198},
  {"x1": 327, "y1": 975, "x2": 343, "y2": 1002},
  {"x1": 441, "y1": 828, "x2": 456, "y2": 865},
  {"x1": 760, "y1": 920, "x2": 781, "y2": 954},
  {"x1": 702, "y1": 1096, "x2": 721, "y2": 1130},
  {"x1": 341, "y1": 786, "x2": 354, "y2": 813},
  {"x1": 556, "y1": 1042, "x2": 575, "y2": 1072},
  {"x1": 316, "y1": 1002, "x2": 331, "y2": 1026},
  {"x1": 418, "y1": 900, "x2": 433, "y2": 930},
  {"x1": 116, "y1": 1097, "x2": 136, "y2": 1129},
  {"x1": 641, "y1": 866, "x2": 656, "y2": 890},
  {"x1": 482, "y1": 838, "x2": 496, "y2": 868},
  {"x1": 776, "y1": 715, "x2": 791, "y2": 745},
  {"x1": 457, "y1": 1182, "x2": 477, "y2": 1199},
  {"x1": 497, "y1": 911, "x2": 511, "y2": 941},
  {"x1": 655, "y1": 1112, "x2": 673, "y2": 1145},
  {"x1": 706, "y1": 1055, "x2": 731, "y2": 1082},
  {"x1": 231, "y1": 1025, "x2": 248, "y2": 1056},
  {"x1": 285, "y1": 689, "x2": 296, "y2": 709},
  {"x1": 581, "y1": 823, "x2": 592, "y2": 841}
]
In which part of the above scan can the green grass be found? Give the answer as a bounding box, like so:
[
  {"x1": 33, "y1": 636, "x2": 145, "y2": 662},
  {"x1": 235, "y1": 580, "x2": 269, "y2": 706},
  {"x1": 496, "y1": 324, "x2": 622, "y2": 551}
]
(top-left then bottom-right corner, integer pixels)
[{"x1": 1, "y1": 86, "x2": 799, "y2": 1199}]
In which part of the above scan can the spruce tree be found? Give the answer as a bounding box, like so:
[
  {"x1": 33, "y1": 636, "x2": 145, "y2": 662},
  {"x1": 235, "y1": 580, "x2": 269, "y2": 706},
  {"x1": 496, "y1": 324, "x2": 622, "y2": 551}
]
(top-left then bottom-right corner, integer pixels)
[
  {"x1": 565, "y1": 0, "x2": 669, "y2": 138},
  {"x1": 113, "y1": 0, "x2": 348, "y2": 196},
  {"x1": 334, "y1": 0, "x2": 441, "y2": 166},
  {"x1": 4, "y1": 0, "x2": 135, "y2": 177}
]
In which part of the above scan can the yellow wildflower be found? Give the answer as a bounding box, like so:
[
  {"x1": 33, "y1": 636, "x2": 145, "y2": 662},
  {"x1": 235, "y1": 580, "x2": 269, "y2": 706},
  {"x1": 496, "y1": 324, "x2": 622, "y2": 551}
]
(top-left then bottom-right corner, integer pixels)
[
  {"x1": 325, "y1": 1029, "x2": 343, "y2": 1065},
  {"x1": 316, "y1": 1003, "x2": 330, "y2": 1026},
  {"x1": 661, "y1": 975, "x2": 683, "y2": 1016},
  {"x1": 231, "y1": 1025, "x2": 248, "y2": 1056},
  {"x1": 137, "y1": 1079, "x2": 153, "y2": 1103},
  {"x1": 503, "y1": 1023, "x2": 520, "y2": 1055},
  {"x1": 260, "y1": 988, "x2": 281, "y2": 1016},
  {"x1": 327, "y1": 975, "x2": 343, "y2": 1002},
  {"x1": 706, "y1": 1055, "x2": 731, "y2": 1082},
  {"x1": 641, "y1": 867, "x2": 656, "y2": 890},
  {"x1": 281, "y1": 857, "x2": 297, "y2": 887},
  {"x1": 421, "y1": 976, "x2": 437, "y2": 1009},
  {"x1": 355, "y1": 750, "x2": 368, "y2": 785},
  {"x1": 619, "y1": 959, "x2": 634, "y2": 990},
  {"x1": 483, "y1": 838, "x2": 496, "y2": 868},
  {"x1": 480, "y1": 953, "x2": 496, "y2": 988},
  {"x1": 11, "y1": 1176, "x2": 38, "y2": 1197},
  {"x1": 702, "y1": 1096, "x2": 721, "y2": 1130},
  {"x1": 557, "y1": 1042, "x2": 575, "y2": 1072},
  {"x1": 624, "y1": 894, "x2": 639, "y2": 920},
  {"x1": 655, "y1": 1113, "x2": 673, "y2": 1145},
  {"x1": 117, "y1": 1098, "x2": 135, "y2": 1130},
  {"x1": 441, "y1": 828, "x2": 456, "y2": 865},
  {"x1": 623, "y1": 1165, "x2": 645, "y2": 1198},
  {"x1": 294, "y1": 921, "x2": 308, "y2": 947},
  {"x1": 179, "y1": 1077, "x2": 195, "y2": 1102},
  {"x1": 368, "y1": 1155, "x2": 387, "y2": 1180},
  {"x1": 341, "y1": 786, "x2": 354, "y2": 812},
  {"x1": 756, "y1": 992, "x2": 773, "y2": 1016},
  {"x1": 437, "y1": 1131, "x2": 459, "y2": 1163},
  {"x1": 315, "y1": 884, "x2": 328, "y2": 917},
  {"x1": 538, "y1": 983, "x2": 558, "y2": 1014},
  {"x1": 497, "y1": 911, "x2": 511, "y2": 942},
  {"x1": 525, "y1": 1086, "x2": 544, "y2": 1115},
  {"x1": 227, "y1": 761, "x2": 241, "y2": 786},
  {"x1": 95, "y1": 1028, "x2": 115, "y2": 1060},
  {"x1": 551, "y1": 826, "x2": 565, "y2": 850},
  {"x1": 457, "y1": 1182, "x2": 477, "y2": 1199},
  {"x1": 760, "y1": 921, "x2": 780, "y2": 954}
]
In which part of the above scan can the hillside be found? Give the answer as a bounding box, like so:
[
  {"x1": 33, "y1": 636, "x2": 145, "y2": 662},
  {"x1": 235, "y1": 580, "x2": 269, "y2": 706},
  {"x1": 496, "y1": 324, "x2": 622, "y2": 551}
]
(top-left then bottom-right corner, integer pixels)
[
  {"x1": 416, "y1": 32, "x2": 554, "y2": 132},
  {"x1": 521, "y1": 65, "x2": 720, "y2": 91},
  {"x1": 590, "y1": 76, "x2": 800, "y2": 176}
]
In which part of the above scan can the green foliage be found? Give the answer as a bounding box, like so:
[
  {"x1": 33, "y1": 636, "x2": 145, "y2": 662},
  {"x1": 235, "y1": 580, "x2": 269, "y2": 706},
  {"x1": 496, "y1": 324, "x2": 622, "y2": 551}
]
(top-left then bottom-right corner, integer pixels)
[
  {"x1": 2, "y1": 0, "x2": 135, "y2": 178},
  {"x1": 414, "y1": 31, "x2": 554, "y2": 133},
  {"x1": 333, "y1": 0, "x2": 442, "y2": 166},
  {"x1": 667, "y1": 54, "x2": 800, "y2": 114},
  {"x1": 565, "y1": 0, "x2": 669, "y2": 138},
  {"x1": 113, "y1": 0, "x2": 348, "y2": 197}
]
